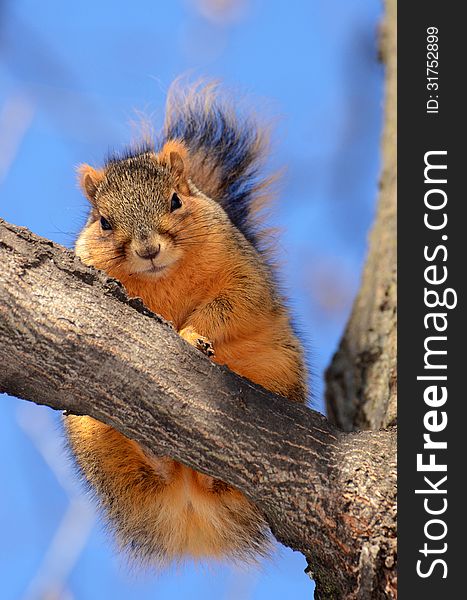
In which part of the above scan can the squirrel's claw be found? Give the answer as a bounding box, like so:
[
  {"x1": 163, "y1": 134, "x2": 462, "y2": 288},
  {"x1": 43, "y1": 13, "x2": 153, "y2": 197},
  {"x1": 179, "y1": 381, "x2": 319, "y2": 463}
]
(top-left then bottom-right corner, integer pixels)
[
  {"x1": 179, "y1": 326, "x2": 215, "y2": 358},
  {"x1": 197, "y1": 338, "x2": 215, "y2": 357}
]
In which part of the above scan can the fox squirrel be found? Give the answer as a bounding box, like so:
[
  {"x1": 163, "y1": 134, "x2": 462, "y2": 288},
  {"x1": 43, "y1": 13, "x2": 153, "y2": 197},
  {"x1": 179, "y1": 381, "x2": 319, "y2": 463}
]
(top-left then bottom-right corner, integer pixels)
[{"x1": 64, "y1": 82, "x2": 307, "y2": 565}]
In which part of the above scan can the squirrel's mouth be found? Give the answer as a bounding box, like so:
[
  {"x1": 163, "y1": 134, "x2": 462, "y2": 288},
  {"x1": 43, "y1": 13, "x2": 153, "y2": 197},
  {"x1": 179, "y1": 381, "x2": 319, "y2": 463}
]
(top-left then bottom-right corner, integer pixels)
[
  {"x1": 132, "y1": 262, "x2": 170, "y2": 277},
  {"x1": 129, "y1": 248, "x2": 180, "y2": 277}
]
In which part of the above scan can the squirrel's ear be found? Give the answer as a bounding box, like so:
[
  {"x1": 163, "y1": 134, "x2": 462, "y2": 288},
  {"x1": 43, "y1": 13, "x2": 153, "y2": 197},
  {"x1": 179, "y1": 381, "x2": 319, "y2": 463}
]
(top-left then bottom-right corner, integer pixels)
[
  {"x1": 78, "y1": 164, "x2": 105, "y2": 203},
  {"x1": 158, "y1": 141, "x2": 190, "y2": 195}
]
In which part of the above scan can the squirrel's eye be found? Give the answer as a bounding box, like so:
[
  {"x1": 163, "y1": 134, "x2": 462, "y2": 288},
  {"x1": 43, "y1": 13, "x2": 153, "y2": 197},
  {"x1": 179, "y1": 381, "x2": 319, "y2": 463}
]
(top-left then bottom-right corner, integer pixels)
[
  {"x1": 170, "y1": 193, "x2": 182, "y2": 212},
  {"x1": 100, "y1": 216, "x2": 112, "y2": 231}
]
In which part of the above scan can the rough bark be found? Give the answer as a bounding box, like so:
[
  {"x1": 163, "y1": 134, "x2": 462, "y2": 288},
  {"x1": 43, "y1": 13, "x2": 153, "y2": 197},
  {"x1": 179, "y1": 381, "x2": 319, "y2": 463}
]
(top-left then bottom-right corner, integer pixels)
[
  {"x1": 325, "y1": 0, "x2": 397, "y2": 432},
  {"x1": 0, "y1": 218, "x2": 396, "y2": 599}
]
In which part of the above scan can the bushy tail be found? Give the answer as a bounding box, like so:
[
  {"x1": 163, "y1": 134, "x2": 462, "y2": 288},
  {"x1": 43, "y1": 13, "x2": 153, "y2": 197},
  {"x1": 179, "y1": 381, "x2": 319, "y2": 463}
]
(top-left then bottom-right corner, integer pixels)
[{"x1": 162, "y1": 81, "x2": 275, "y2": 250}]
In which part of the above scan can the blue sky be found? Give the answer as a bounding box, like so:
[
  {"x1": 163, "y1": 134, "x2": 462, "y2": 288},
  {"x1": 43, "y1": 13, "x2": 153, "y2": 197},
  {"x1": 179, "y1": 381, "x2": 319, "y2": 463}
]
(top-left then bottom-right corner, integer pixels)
[{"x1": 0, "y1": 1, "x2": 383, "y2": 598}]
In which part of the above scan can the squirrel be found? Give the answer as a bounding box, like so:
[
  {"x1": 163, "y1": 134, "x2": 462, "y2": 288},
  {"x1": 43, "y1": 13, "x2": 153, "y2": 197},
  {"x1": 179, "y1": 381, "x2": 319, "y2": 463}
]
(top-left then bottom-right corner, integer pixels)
[{"x1": 64, "y1": 82, "x2": 307, "y2": 566}]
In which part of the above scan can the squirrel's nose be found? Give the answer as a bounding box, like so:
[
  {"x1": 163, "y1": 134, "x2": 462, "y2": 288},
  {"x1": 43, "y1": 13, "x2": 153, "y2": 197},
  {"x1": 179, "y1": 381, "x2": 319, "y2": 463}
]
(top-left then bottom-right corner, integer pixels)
[{"x1": 136, "y1": 244, "x2": 161, "y2": 260}]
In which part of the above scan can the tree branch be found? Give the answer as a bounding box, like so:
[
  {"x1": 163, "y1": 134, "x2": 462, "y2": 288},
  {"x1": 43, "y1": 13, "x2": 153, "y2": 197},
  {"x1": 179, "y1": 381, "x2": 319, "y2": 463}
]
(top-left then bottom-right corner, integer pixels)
[{"x1": 0, "y1": 218, "x2": 396, "y2": 598}]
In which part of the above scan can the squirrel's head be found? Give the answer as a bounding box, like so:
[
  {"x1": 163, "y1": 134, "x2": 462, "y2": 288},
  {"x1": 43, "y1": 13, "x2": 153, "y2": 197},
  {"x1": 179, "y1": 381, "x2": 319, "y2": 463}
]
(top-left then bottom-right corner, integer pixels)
[{"x1": 77, "y1": 141, "x2": 201, "y2": 279}]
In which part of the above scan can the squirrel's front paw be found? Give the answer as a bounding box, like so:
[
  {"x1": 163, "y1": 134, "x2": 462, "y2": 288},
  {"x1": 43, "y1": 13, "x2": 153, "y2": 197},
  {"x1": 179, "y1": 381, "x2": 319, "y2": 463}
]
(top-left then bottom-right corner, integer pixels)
[{"x1": 179, "y1": 326, "x2": 215, "y2": 358}]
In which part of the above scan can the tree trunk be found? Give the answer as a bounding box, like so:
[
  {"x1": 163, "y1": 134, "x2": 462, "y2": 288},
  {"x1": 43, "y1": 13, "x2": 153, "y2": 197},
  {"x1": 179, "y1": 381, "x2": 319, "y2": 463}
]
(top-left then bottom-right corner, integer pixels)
[
  {"x1": 0, "y1": 218, "x2": 396, "y2": 598},
  {"x1": 326, "y1": 0, "x2": 397, "y2": 432}
]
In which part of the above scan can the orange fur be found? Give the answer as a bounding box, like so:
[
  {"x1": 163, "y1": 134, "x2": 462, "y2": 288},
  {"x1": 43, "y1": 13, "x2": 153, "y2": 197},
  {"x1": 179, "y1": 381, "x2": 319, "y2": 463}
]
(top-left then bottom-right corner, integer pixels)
[
  {"x1": 65, "y1": 416, "x2": 267, "y2": 563},
  {"x1": 78, "y1": 164, "x2": 105, "y2": 202},
  {"x1": 156, "y1": 140, "x2": 191, "y2": 196},
  {"x1": 66, "y1": 99, "x2": 307, "y2": 565}
]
